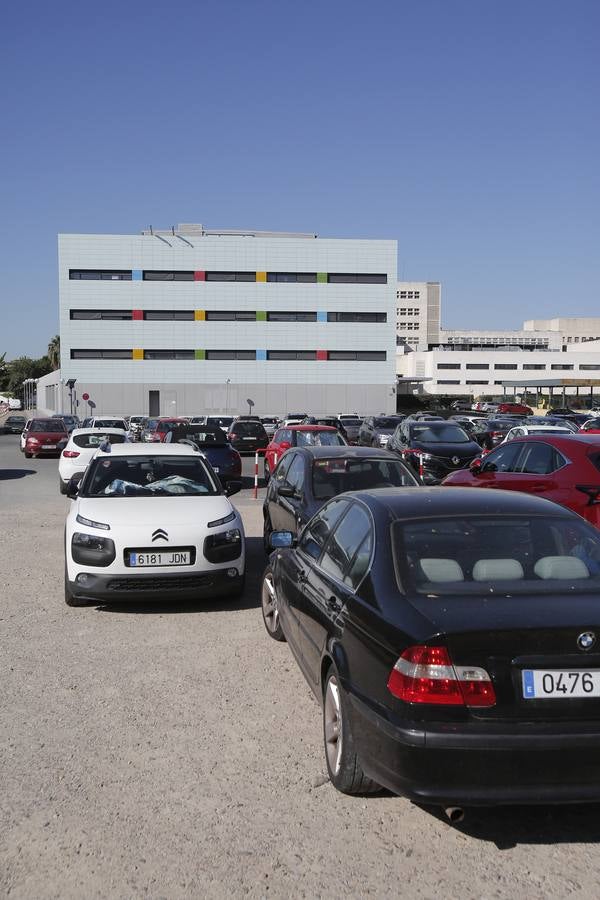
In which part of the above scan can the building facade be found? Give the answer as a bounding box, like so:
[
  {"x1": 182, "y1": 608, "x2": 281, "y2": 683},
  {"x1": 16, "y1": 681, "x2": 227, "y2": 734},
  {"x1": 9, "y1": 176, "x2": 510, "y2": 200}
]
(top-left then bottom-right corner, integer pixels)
[
  {"x1": 39, "y1": 225, "x2": 398, "y2": 416},
  {"x1": 396, "y1": 282, "x2": 441, "y2": 350},
  {"x1": 523, "y1": 317, "x2": 600, "y2": 348}
]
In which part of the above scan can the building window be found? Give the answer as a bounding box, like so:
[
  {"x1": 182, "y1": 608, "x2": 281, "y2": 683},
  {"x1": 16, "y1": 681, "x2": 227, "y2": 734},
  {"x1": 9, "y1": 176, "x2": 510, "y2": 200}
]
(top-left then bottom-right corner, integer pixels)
[
  {"x1": 465, "y1": 379, "x2": 489, "y2": 385},
  {"x1": 205, "y1": 311, "x2": 257, "y2": 321},
  {"x1": 523, "y1": 364, "x2": 546, "y2": 370},
  {"x1": 204, "y1": 271, "x2": 256, "y2": 282},
  {"x1": 466, "y1": 364, "x2": 489, "y2": 370},
  {"x1": 266, "y1": 273, "x2": 318, "y2": 283},
  {"x1": 551, "y1": 364, "x2": 574, "y2": 370},
  {"x1": 494, "y1": 364, "x2": 518, "y2": 370},
  {"x1": 143, "y1": 350, "x2": 195, "y2": 360},
  {"x1": 143, "y1": 271, "x2": 194, "y2": 281},
  {"x1": 437, "y1": 363, "x2": 461, "y2": 370},
  {"x1": 328, "y1": 351, "x2": 386, "y2": 361},
  {"x1": 143, "y1": 310, "x2": 195, "y2": 321},
  {"x1": 327, "y1": 312, "x2": 386, "y2": 323},
  {"x1": 579, "y1": 365, "x2": 600, "y2": 371},
  {"x1": 205, "y1": 350, "x2": 256, "y2": 360},
  {"x1": 437, "y1": 379, "x2": 460, "y2": 385},
  {"x1": 327, "y1": 273, "x2": 387, "y2": 284},
  {"x1": 69, "y1": 270, "x2": 132, "y2": 280},
  {"x1": 267, "y1": 311, "x2": 318, "y2": 322},
  {"x1": 267, "y1": 350, "x2": 317, "y2": 360},
  {"x1": 70, "y1": 349, "x2": 132, "y2": 359},
  {"x1": 70, "y1": 309, "x2": 133, "y2": 320}
]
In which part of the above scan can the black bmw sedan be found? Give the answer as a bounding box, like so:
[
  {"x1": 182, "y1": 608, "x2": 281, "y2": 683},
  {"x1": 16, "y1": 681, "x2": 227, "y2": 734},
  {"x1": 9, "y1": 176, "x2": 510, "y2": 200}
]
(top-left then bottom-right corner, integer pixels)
[
  {"x1": 388, "y1": 420, "x2": 482, "y2": 483},
  {"x1": 261, "y1": 487, "x2": 600, "y2": 807}
]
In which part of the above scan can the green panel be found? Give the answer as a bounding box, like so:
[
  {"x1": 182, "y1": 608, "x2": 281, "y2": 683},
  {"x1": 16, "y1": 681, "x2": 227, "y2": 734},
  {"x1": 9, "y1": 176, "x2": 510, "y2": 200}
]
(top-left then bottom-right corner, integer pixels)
[
  {"x1": 256, "y1": 310, "x2": 267, "y2": 321},
  {"x1": 316, "y1": 272, "x2": 327, "y2": 283},
  {"x1": 194, "y1": 349, "x2": 205, "y2": 360}
]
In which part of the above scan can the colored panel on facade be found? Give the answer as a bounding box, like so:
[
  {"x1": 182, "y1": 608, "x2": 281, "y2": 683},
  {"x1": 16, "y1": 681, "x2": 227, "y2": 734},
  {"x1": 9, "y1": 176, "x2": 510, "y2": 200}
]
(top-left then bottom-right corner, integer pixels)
[
  {"x1": 194, "y1": 349, "x2": 205, "y2": 360},
  {"x1": 132, "y1": 348, "x2": 144, "y2": 360},
  {"x1": 194, "y1": 310, "x2": 206, "y2": 321},
  {"x1": 256, "y1": 271, "x2": 267, "y2": 282},
  {"x1": 194, "y1": 271, "x2": 206, "y2": 281},
  {"x1": 316, "y1": 350, "x2": 328, "y2": 361},
  {"x1": 316, "y1": 311, "x2": 327, "y2": 322},
  {"x1": 132, "y1": 309, "x2": 143, "y2": 320},
  {"x1": 256, "y1": 310, "x2": 267, "y2": 321},
  {"x1": 316, "y1": 272, "x2": 327, "y2": 283},
  {"x1": 256, "y1": 349, "x2": 267, "y2": 360},
  {"x1": 132, "y1": 270, "x2": 143, "y2": 281}
]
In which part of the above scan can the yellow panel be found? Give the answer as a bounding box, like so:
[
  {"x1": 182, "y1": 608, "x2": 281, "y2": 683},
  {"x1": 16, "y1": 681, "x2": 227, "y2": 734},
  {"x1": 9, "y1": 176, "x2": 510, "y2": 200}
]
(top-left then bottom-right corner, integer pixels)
[
  {"x1": 195, "y1": 309, "x2": 206, "y2": 321},
  {"x1": 132, "y1": 348, "x2": 144, "y2": 360},
  {"x1": 255, "y1": 271, "x2": 267, "y2": 282}
]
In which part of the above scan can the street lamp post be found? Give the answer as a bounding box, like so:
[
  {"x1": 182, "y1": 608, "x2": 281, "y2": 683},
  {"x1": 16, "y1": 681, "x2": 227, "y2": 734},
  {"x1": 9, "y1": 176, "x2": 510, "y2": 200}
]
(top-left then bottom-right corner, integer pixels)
[{"x1": 225, "y1": 379, "x2": 231, "y2": 414}]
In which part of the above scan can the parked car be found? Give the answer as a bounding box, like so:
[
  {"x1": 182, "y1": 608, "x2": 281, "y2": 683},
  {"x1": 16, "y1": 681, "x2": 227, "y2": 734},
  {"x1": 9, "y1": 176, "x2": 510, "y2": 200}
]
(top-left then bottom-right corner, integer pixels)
[
  {"x1": 475, "y1": 418, "x2": 523, "y2": 451},
  {"x1": 264, "y1": 426, "x2": 347, "y2": 479},
  {"x1": 301, "y1": 416, "x2": 348, "y2": 440},
  {"x1": 334, "y1": 416, "x2": 362, "y2": 445},
  {"x1": 205, "y1": 415, "x2": 234, "y2": 430},
  {"x1": 442, "y1": 434, "x2": 600, "y2": 529},
  {"x1": 261, "y1": 486, "x2": 600, "y2": 806},
  {"x1": 20, "y1": 418, "x2": 68, "y2": 458},
  {"x1": 496, "y1": 402, "x2": 533, "y2": 416},
  {"x1": 580, "y1": 419, "x2": 600, "y2": 434},
  {"x1": 260, "y1": 417, "x2": 280, "y2": 438},
  {"x1": 546, "y1": 407, "x2": 577, "y2": 417},
  {"x1": 52, "y1": 414, "x2": 80, "y2": 433},
  {"x1": 0, "y1": 414, "x2": 27, "y2": 434},
  {"x1": 502, "y1": 424, "x2": 574, "y2": 443},
  {"x1": 168, "y1": 424, "x2": 242, "y2": 487},
  {"x1": 141, "y1": 417, "x2": 186, "y2": 442},
  {"x1": 358, "y1": 416, "x2": 406, "y2": 448},
  {"x1": 528, "y1": 415, "x2": 577, "y2": 431},
  {"x1": 64, "y1": 443, "x2": 244, "y2": 606},
  {"x1": 227, "y1": 419, "x2": 269, "y2": 453},
  {"x1": 84, "y1": 416, "x2": 128, "y2": 431},
  {"x1": 388, "y1": 420, "x2": 482, "y2": 484},
  {"x1": 58, "y1": 428, "x2": 127, "y2": 494},
  {"x1": 126, "y1": 415, "x2": 148, "y2": 439},
  {"x1": 262, "y1": 446, "x2": 418, "y2": 548}
]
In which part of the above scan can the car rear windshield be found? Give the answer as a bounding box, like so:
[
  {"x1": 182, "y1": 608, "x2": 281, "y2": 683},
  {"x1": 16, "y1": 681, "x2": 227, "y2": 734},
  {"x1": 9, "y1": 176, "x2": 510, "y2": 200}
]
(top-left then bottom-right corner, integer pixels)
[
  {"x1": 30, "y1": 420, "x2": 67, "y2": 432},
  {"x1": 82, "y1": 455, "x2": 219, "y2": 497},
  {"x1": 312, "y1": 457, "x2": 418, "y2": 500},
  {"x1": 410, "y1": 424, "x2": 470, "y2": 443},
  {"x1": 373, "y1": 417, "x2": 401, "y2": 429},
  {"x1": 232, "y1": 422, "x2": 266, "y2": 436},
  {"x1": 207, "y1": 416, "x2": 234, "y2": 428},
  {"x1": 6, "y1": 417, "x2": 25, "y2": 424},
  {"x1": 296, "y1": 430, "x2": 345, "y2": 447},
  {"x1": 72, "y1": 432, "x2": 127, "y2": 449},
  {"x1": 172, "y1": 427, "x2": 227, "y2": 446},
  {"x1": 393, "y1": 515, "x2": 600, "y2": 596},
  {"x1": 94, "y1": 419, "x2": 126, "y2": 429}
]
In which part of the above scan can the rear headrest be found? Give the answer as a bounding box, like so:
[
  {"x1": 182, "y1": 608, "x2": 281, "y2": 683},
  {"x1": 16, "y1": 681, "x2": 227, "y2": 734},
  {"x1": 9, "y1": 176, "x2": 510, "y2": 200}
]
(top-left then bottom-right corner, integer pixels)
[
  {"x1": 534, "y1": 556, "x2": 590, "y2": 580},
  {"x1": 472, "y1": 559, "x2": 524, "y2": 581},
  {"x1": 420, "y1": 559, "x2": 464, "y2": 583}
]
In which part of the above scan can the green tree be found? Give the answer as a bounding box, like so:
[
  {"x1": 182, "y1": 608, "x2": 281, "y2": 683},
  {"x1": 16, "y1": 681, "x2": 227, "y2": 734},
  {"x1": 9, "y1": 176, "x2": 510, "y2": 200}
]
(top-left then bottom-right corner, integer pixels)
[
  {"x1": 5, "y1": 356, "x2": 52, "y2": 399},
  {"x1": 47, "y1": 335, "x2": 60, "y2": 370}
]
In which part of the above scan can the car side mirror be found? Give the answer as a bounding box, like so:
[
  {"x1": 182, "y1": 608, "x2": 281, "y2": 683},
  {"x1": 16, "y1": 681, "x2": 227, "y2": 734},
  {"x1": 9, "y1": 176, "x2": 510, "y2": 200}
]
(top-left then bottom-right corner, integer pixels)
[
  {"x1": 225, "y1": 480, "x2": 242, "y2": 497},
  {"x1": 278, "y1": 483, "x2": 297, "y2": 498},
  {"x1": 66, "y1": 473, "x2": 83, "y2": 499},
  {"x1": 269, "y1": 531, "x2": 296, "y2": 550},
  {"x1": 469, "y1": 458, "x2": 484, "y2": 475}
]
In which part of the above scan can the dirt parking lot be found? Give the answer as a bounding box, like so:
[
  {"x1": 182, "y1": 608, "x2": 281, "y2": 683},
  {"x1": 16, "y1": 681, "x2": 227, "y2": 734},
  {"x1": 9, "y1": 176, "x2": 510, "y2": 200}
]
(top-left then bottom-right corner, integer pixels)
[{"x1": 2, "y1": 433, "x2": 600, "y2": 898}]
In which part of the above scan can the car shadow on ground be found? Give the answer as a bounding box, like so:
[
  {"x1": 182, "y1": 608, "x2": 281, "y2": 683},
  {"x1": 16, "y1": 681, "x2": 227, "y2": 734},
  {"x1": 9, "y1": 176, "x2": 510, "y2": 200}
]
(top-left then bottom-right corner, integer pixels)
[
  {"x1": 416, "y1": 801, "x2": 600, "y2": 847},
  {"x1": 0, "y1": 468, "x2": 36, "y2": 480},
  {"x1": 95, "y1": 536, "x2": 267, "y2": 615}
]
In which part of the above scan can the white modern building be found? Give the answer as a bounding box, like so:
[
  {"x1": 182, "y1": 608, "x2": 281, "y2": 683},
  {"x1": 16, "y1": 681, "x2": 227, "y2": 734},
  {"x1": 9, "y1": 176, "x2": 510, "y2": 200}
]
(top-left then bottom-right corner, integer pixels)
[
  {"x1": 38, "y1": 224, "x2": 398, "y2": 416},
  {"x1": 396, "y1": 282, "x2": 441, "y2": 350},
  {"x1": 524, "y1": 317, "x2": 600, "y2": 347}
]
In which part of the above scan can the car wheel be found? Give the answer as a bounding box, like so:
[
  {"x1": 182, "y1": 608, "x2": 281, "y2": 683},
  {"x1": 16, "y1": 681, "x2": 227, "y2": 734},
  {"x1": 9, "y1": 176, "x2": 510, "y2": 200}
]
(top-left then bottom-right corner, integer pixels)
[
  {"x1": 322, "y1": 666, "x2": 379, "y2": 795},
  {"x1": 59, "y1": 478, "x2": 69, "y2": 495},
  {"x1": 261, "y1": 565, "x2": 286, "y2": 641}
]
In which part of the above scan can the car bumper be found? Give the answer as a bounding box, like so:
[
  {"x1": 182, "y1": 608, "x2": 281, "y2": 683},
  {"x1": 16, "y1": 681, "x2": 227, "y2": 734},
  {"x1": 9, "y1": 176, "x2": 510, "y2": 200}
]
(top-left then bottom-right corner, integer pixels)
[
  {"x1": 348, "y1": 693, "x2": 600, "y2": 806},
  {"x1": 67, "y1": 567, "x2": 244, "y2": 603}
]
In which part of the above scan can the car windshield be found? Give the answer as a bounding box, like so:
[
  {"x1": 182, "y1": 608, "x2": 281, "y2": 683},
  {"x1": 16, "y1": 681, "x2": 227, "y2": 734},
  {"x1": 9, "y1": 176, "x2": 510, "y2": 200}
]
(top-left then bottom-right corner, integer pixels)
[
  {"x1": 207, "y1": 416, "x2": 234, "y2": 428},
  {"x1": 373, "y1": 417, "x2": 401, "y2": 429},
  {"x1": 296, "y1": 430, "x2": 345, "y2": 447},
  {"x1": 410, "y1": 424, "x2": 470, "y2": 443},
  {"x1": 81, "y1": 455, "x2": 219, "y2": 497},
  {"x1": 7, "y1": 417, "x2": 25, "y2": 424},
  {"x1": 233, "y1": 422, "x2": 265, "y2": 436},
  {"x1": 394, "y1": 515, "x2": 600, "y2": 596},
  {"x1": 30, "y1": 420, "x2": 67, "y2": 433},
  {"x1": 128, "y1": 416, "x2": 146, "y2": 424},
  {"x1": 172, "y1": 427, "x2": 227, "y2": 446},
  {"x1": 94, "y1": 419, "x2": 125, "y2": 429},
  {"x1": 312, "y1": 457, "x2": 418, "y2": 500},
  {"x1": 72, "y1": 432, "x2": 127, "y2": 449},
  {"x1": 54, "y1": 416, "x2": 77, "y2": 425}
]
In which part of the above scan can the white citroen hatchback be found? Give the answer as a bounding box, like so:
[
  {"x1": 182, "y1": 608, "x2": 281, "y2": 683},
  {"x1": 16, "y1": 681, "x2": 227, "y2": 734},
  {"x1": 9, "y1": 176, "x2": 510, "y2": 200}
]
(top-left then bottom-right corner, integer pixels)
[{"x1": 64, "y1": 443, "x2": 244, "y2": 606}]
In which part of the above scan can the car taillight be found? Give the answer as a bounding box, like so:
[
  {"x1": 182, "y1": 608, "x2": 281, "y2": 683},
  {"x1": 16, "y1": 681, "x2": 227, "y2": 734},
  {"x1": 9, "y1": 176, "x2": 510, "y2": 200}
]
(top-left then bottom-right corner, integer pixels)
[
  {"x1": 490, "y1": 431, "x2": 504, "y2": 438},
  {"x1": 387, "y1": 645, "x2": 496, "y2": 707},
  {"x1": 227, "y1": 433, "x2": 235, "y2": 440},
  {"x1": 62, "y1": 450, "x2": 80, "y2": 458},
  {"x1": 576, "y1": 485, "x2": 600, "y2": 505}
]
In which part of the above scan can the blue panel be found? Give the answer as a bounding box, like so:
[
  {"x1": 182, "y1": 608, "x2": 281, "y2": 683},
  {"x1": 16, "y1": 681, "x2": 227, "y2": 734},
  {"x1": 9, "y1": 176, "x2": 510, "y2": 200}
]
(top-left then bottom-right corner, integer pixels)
[
  {"x1": 256, "y1": 349, "x2": 267, "y2": 361},
  {"x1": 132, "y1": 270, "x2": 143, "y2": 281},
  {"x1": 317, "y1": 310, "x2": 327, "y2": 322}
]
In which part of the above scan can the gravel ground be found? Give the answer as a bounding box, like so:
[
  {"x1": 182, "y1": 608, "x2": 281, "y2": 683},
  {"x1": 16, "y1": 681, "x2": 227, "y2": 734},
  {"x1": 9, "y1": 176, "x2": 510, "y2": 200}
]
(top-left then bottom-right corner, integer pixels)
[{"x1": 2, "y1": 429, "x2": 600, "y2": 898}]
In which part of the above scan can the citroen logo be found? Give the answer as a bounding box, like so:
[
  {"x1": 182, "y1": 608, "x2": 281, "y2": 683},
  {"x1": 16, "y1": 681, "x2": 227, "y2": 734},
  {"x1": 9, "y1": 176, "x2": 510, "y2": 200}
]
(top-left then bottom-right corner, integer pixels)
[
  {"x1": 577, "y1": 631, "x2": 596, "y2": 651},
  {"x1": 152, "y1": 528, "x2": 168, "y2": 542}
]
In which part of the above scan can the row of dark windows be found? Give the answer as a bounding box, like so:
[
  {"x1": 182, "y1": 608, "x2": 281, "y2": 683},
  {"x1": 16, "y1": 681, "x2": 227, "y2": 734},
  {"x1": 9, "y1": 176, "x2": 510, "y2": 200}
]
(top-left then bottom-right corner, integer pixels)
[
  {"x1": 68, "y1": 270, "x2": 388, "y2": 284},
  {"x1": 437, "y1": 362, "x2": 587, "y2": 371},
  {"x1": 69, "y1": 349, "x2": 387, "y2": 361},
  {"x1": 69, "y1": 309, "x2": 387, "y2": 323}
]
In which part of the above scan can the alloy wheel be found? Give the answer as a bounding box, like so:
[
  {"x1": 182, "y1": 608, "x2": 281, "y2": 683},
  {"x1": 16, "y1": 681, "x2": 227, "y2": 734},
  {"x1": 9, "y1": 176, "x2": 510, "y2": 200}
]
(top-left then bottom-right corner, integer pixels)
[
  {"x1": 262, "y1": 572, "x2": 279, "y2": 634},
  {"x1": 324, "y1": 676, "x2": 343, "y2": 775}
]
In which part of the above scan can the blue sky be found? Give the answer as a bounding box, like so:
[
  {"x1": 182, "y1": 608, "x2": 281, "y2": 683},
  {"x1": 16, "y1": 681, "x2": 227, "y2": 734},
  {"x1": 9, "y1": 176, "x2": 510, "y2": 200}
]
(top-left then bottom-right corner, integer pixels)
[{"x1": 1, "y1": 0, "x2": 598, "y2": 359}]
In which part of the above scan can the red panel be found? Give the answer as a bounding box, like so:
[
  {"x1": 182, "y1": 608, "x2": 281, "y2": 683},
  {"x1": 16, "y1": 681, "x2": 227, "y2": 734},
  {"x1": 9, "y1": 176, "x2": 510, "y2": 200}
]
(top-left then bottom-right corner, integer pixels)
[
  {"x1": 132, "y1": 309, "x2": 143, "y2": 320},
  {"x1": 194, "y1": 271, "x2": 206, "y2": 281},
  {"x1": 316, "y1": 349, "x2": 328, "y2": 361}
]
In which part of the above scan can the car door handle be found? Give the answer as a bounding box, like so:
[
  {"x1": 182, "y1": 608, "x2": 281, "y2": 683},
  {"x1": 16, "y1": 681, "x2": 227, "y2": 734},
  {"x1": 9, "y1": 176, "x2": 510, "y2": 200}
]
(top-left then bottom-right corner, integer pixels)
[{"x1": 326, "y1": 595, "x2": 342, "y2": 611}]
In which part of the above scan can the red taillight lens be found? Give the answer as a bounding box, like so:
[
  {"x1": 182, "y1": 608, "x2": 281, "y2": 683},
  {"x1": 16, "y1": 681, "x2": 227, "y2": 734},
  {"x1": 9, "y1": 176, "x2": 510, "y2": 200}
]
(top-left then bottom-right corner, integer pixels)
[
  {"x1": 62, "y1": 450, "x2": 80, "y2": 458},
  {"x1": 387, "y1": 645, "x2": 496, "y2": 707},
  {"x1": 227, "y1": 433, "x2": 235, "y2": 440}
]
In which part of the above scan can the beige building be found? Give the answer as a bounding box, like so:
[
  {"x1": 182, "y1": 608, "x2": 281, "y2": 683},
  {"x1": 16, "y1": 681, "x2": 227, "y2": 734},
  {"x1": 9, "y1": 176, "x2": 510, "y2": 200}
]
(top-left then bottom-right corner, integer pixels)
[
  {"x1": 396, "y1": 282, "x2": 440, "y2": 350},
  {"x1": 524, "y1": 317, "x2": 600, "y2": 347}
]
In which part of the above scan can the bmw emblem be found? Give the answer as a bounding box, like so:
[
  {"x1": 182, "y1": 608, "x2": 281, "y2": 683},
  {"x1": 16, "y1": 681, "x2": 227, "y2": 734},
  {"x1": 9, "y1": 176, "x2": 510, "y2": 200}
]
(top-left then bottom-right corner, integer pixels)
[
  {"x1": 577, "y1": 631, "x2": 596, "y2": 651},
  {"x1": 452, "y1": 456, "x2": 460, "y2": 465}
]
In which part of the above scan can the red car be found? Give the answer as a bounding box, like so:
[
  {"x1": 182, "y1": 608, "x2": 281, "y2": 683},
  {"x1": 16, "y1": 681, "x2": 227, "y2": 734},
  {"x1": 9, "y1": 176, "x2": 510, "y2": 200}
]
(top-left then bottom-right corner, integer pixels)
[
  {"x1": 263, "y1": 425, "x2": 346, "y2": 479},
  {"x1": 21, "y1": 418, "x2": 68, "y2": 458},
  {"x1": 442, "y1": 434, "x2": 600, "y2": 528},
  {"x1": 496, "y1": 402, "x2": 533, "y2": 415},
  {"x1": 580, "y1": 418, "x2": 600, "y2": 434},
  {"x1": 142, "y1": 417, "x2": 187, "y2": 442}
]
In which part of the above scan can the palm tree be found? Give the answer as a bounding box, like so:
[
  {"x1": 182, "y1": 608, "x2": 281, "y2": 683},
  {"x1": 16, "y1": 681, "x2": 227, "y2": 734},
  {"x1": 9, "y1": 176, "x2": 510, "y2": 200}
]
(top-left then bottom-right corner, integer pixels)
[{"x1": 47, "y1": 335, "x2": 60, "y2": 371}]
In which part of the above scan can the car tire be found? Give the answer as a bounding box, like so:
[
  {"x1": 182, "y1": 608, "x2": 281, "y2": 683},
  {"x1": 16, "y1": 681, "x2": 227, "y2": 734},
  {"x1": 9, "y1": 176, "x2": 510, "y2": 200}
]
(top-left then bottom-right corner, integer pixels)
[
  {"x1": 59, "y1": 478, "x2": 69, "y2": 495},
  {"x1": 24, "y1": 451, "x2": 32, "y2": 458},
  {"x1": 263, "y1": 515, "x2": 273, "y2": 553},
  {"x1": 261, "y1": 565, "x2": 286, "y2": 641},
  {"x1": 322, "y1": 666, "x2": 380, "y2": 795}
]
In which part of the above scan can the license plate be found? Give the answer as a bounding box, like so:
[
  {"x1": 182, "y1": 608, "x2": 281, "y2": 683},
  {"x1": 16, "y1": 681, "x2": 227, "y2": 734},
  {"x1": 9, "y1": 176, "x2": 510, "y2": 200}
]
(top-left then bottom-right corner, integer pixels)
[
  {"x1": 522, "y1": 669, "x2": 600, "y2": 699},
  {"x1": 42, "y1": 444, "x2": 56, "y2": 449},
  {"x1": 212, "y1": 467, "x2": 220, "y2": 473},
  {"x1": 243, "y1": 437, "x2": 254, "y2": 441},
  {"x1": 129, "y1": 551, "x2": 191, "y2": 567}
]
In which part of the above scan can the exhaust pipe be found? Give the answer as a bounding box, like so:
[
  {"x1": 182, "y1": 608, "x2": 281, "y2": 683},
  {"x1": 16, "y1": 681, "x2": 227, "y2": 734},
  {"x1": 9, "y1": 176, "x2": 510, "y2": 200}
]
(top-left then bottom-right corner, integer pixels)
[{"x1": 443, "y1": 806, "x2": 465, "y2": 823}]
